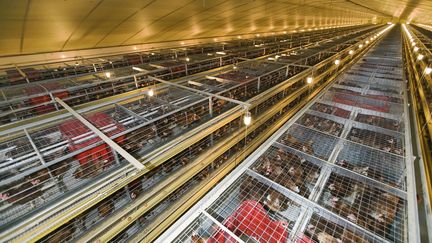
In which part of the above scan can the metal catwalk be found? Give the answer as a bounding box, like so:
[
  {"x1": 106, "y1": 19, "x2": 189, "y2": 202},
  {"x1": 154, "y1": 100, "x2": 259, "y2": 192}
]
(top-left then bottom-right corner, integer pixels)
[{"x1": 159, "y1": 26, "x2": 419, "y2": 243}]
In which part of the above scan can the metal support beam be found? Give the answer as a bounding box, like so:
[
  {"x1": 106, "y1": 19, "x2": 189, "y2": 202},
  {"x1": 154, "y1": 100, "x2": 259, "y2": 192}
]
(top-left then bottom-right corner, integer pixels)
[
  {"x1": 55, "y1": 97, "x2": 145, "y2": 170},
  {"x1": 201, "y1": 211, "x2": 245, "y2": 243},
  {"x1": 187, "y1": 80, "x2": 224, "y2": 92},
  {"x1": 149, "y1": 76, "x2": 251, "y2": 109},
  {"x1": 24, "y1": 128, "x2": 55, "y2": 178},
  {"x1": 115, "y1": 104, "x2": 148, "y2": 122},
  {"x1": 13, "y1": 64, "x2": 29, "y2": 83}
]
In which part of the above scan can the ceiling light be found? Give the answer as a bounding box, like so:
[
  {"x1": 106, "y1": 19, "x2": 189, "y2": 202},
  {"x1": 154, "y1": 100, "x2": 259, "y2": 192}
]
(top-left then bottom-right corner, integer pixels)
[{"x1": 243, "y1": 111, "x2": 252, "y2": 126}]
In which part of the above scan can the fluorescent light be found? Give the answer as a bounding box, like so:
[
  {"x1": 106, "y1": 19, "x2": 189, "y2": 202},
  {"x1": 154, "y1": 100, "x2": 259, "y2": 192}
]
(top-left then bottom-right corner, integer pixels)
[
  {"x1": 243, "y1": 111, "x2": 252, "y2": 126},
  {"x1": 132, "y1": 66, "x2": 145, "y2": 72}
]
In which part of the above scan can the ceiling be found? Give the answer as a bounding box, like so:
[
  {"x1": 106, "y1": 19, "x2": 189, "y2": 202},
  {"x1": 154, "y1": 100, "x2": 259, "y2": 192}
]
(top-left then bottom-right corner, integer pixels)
[{"x1": 0, "y1": 0, "x2": 430, "y2": 56}]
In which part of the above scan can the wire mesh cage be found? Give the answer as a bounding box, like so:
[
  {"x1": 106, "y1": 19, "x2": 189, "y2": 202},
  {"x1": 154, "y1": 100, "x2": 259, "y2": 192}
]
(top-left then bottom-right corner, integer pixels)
[{"x1": 163, "y1": 25, "x2": 411, "y2": 243}]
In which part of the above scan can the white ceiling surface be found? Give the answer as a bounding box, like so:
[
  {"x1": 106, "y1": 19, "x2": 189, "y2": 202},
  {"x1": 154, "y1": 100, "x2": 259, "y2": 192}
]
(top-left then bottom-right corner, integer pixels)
[{"x1": 0, "y1": 0, "x2": 430, "y2": 56}]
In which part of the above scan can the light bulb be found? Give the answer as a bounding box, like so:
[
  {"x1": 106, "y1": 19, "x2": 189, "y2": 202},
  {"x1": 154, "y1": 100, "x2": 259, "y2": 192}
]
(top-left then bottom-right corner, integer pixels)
[
  {"x1": 185, "y1": 57, "x2": 190, "y2": 62},
  {"x1": 417, "y1": 54, "x2": 424, "y2": 60},
  {"x1": 105, "y1": 72, "x2": 111, "y2": 78},
  {"x1": 334, "y1": 59, "x2": 340, "y2": 65},
  {"x1": 414, "y1": 47, "x2": 419, "y2": 52},
  {"x1": 349, "y1": 50, "x2": 354, "y2": 55},
  {"x1": 306, "y1": 77, "x2": 313, "y2": 84},
  {"x1": 425, "y1": 67, "x2": 432, "y2": 75},
  {"x1": 243, "y1": 111, "x2": 252, "y2": 126},
  {"x1": 148, "y1": 89, "x2": 154, "y2": 96},
  {"x1": 359, "y1": 44, "x2": 363, "y2": 48}
]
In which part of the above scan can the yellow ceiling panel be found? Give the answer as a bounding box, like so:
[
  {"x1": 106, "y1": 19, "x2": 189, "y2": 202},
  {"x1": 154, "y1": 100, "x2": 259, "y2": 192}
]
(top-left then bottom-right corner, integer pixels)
[{"x1": 0, "y1": 0, "x2": 431, "y2": 56}]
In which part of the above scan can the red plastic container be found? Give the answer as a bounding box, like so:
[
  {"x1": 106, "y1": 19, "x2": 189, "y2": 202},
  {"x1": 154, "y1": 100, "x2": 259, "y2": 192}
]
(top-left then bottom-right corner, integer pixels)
[
  {"x1": 207, "y1": 200, "x2": 313, "y2": 243},
  {"x1": 25, "y1": 83, "x2": 69, "y2": 115},
  {"x1": 333, "y1": 94, "x2": 390, "y2": 113},
  {"x1": 59, "y1": 113, "x2": 126, "y2": 167}
]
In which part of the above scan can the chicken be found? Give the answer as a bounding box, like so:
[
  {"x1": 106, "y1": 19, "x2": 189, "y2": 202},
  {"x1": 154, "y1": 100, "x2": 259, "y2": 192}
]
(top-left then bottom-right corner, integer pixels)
[
  {"x1": 327, "y1": 174, "x2": 354, "y2": 199},
  {"x1": 302, "y1": 160, "x2": 321, "y2": 184},
  {"x1": 336, "y1": 160, "x2": 385, "y2": 183},
  {"x1": 263, "y1": 189, "x2": 290, "y2": 212},
  {"x1": 1, "y1": 169, "x2": 51, "y2": 205},
  {"x1": 369, "y1": 192, "x2": 399, "y2": 227},
  {"x1": 326, "y1": 196, "x2": 361, "y2": 223},
  {"x1": 47, "y1": 224, "x2": 76, "y2": 243},
  {"x1": 316, "y1": 232, "x2": 342, "y2": 243},
  {"x1": 128, "y1": 178, "x2": 143, "y2": 200},
  {"x1": 280, "y1": 134, "x2": 315, "y2": 155},
  {"x1": 191, "y1": 235, "x2": 206, "y2": 243},
  {"x1": 98, "y1": 198, "x2": 115, "y2": 218},
  {"x1": 340, "y1": 229, "x2": 369, "y2": 243}
]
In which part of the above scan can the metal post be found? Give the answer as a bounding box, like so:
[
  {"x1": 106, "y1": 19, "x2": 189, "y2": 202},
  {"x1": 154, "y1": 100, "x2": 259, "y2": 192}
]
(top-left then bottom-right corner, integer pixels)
[
  {"x1": 134, "y1": 75, "x2": 139, "y2": 88},
  {"x1": 208, "y1": 97, "x2": 213, "y2": 117},
  {"x1": 257, "y1": 76, "x2": 261, "y2": 92}
]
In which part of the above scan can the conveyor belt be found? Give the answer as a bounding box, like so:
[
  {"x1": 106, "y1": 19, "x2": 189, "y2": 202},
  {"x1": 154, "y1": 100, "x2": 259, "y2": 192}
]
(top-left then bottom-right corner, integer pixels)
[{"x1": 158, "y1": 24, "x2": 420, "y2": 243}]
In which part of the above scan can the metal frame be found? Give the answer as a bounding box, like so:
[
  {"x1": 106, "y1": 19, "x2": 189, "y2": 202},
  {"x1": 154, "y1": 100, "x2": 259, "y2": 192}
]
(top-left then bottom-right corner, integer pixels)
[{"x1": 157, "y1": 25, "x2": 420, "y2": 243}]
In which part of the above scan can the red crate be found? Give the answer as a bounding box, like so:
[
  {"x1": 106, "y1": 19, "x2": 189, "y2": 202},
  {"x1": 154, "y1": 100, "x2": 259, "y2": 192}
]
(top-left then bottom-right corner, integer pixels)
[
  {"x1": 205, "y1": 200, "x2": 313, "y2": 243},
  {"x1": 25, "y1": 83, "x2": 69, "y2": 115},
  {"x1": 333, "y1": 94, "x2": 390, "y2": 113},
  {"x1": 59, "y1": 113, "x2": 126, "y2": 168}
]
